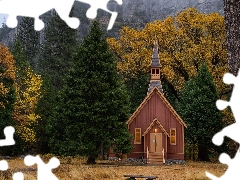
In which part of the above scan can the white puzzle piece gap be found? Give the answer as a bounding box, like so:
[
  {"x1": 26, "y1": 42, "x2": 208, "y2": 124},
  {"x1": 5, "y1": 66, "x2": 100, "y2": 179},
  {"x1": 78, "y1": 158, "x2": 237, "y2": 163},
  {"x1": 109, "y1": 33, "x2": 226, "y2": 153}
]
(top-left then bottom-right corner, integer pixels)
[
  {"x1": 24, "y1": 155, "x2": 60, "y2": 180},
  {"x1": 206, "y1": 69, "x2": 240, "y2": 179},
  {"x1": 0, "y1": 0, "x2": 122, "y2": 31},
  {"x1": 0, "y1": 160, "x2": 8, "y2": 171},
  {"x1": 0, "y1": 126, "x2": 15, "y2": 146},
  {"x1": 13, "y1": 172, "x2": 24, "y2": 180}
]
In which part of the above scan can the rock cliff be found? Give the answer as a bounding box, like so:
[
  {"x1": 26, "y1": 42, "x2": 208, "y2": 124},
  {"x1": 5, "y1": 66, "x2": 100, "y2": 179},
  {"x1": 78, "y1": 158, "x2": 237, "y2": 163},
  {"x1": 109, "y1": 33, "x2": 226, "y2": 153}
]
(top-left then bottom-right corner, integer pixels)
[{"x1": 0, "y1": 0, "x2": 224, "y2": 46}]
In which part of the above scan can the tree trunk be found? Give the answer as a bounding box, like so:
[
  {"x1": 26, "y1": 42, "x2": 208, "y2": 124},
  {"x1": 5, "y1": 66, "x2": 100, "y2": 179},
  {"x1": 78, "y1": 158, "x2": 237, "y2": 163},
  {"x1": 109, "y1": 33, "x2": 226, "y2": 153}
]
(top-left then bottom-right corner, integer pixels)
[
  {"x1": 86, "y1": 157, "x2": 96, "y2": 164},
  {"x1": 224, "y1": 0, "x2": 240, "y2": 76},
  {"x1": 198, "y1": 144, "x2": 210, "y2": 162},
  {"x1": 224, "y1": 0, "x2": 240, "y2": 154},
  {"x1": 101, "y1": 147, "x2": 105, "y2": 160}
]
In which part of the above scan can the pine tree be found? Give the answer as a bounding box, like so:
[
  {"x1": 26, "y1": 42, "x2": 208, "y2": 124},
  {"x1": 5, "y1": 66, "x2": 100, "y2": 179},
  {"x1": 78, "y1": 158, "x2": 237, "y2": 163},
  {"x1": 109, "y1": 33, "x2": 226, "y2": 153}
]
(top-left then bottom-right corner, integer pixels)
[
  {"x1": 126, "y1": 73, "x2": 150, "y2": 113},
  {"x1": 177, "y1": 63, "x2": 224, "y2": 161},
  {"x1": 47, "y1": 21, "x2": 133, "y2": 164},
  {"x1": 35, "y1": 74, "x2": 55, "y2": 154},
  {"x1": 17, "y1": 17, "x2": 40, "y2": 70},
  {"x1": 39, "y1": 9, "x2": 77, "y2": 92},
  {"x1": 0, "y1": 22, "x2": 11, "y2": 42}
]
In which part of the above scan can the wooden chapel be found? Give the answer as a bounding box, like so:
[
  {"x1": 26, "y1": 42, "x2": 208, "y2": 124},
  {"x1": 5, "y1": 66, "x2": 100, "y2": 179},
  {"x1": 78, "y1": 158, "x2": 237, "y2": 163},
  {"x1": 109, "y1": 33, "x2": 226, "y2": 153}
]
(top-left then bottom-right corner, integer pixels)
[{"x1": 125, "y1": 41, "x2": 187, "y2": 164}]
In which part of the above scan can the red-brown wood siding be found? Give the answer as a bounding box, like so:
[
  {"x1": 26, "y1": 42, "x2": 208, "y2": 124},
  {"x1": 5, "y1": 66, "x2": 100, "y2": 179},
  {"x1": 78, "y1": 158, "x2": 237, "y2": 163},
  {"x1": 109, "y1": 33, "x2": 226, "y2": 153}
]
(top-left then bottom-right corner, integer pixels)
[
  {"x1": 128, "y1": 91, "x2": 184, "y2": 159},
  {"x1": 167, "y1": 153, "x2": 184, "y2": 160}
]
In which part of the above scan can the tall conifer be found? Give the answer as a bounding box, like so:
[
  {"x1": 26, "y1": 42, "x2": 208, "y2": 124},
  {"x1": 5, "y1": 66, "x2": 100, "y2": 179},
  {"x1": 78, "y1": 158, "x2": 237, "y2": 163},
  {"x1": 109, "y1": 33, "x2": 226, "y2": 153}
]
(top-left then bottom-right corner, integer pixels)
[
  {"x1": 17, "y1": 17, "x2": 40, "y2": 70},
  {"x1": 48, "y1": 21, "x2": 132, "y2": 163},
  {"x1": 39, "y1": 10, "x2": 77, "y2": 92},
  {"x1": 177, "y1": 63, "x2": 224, "y2": 161}
]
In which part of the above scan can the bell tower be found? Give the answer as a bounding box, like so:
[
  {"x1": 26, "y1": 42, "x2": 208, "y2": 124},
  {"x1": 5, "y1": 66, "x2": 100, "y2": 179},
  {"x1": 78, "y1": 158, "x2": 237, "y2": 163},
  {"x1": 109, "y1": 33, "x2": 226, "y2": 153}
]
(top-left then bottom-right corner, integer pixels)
[{"x1": 147, "y1": 40, "x2": 163, "y2": 94}]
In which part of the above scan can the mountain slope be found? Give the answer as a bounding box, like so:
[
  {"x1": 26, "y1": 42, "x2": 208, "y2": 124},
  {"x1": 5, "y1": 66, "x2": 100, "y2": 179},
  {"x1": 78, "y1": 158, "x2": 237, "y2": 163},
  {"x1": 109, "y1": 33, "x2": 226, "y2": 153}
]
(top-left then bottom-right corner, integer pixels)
[{"x1": 0, "y1": 0, "x2": 223, "y2": 47}]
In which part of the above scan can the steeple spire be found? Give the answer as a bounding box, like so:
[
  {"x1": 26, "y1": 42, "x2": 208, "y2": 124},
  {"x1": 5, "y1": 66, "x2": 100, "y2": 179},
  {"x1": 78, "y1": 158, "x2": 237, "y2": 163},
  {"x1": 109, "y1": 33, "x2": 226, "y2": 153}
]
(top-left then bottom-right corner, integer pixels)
[{"x1": 147, "y1": 40, "x2": 163, "y2": 94}]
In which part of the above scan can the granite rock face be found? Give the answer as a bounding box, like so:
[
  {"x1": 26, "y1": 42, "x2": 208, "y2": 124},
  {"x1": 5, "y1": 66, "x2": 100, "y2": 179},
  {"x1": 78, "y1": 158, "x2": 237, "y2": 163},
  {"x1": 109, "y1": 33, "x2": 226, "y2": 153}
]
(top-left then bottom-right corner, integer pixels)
[
  {"x1": 120, "y1": 0, "x2": 223, "y2": 28},
  {"x1": 0, "y1": 0, "x2": 224, "y2": 47}
]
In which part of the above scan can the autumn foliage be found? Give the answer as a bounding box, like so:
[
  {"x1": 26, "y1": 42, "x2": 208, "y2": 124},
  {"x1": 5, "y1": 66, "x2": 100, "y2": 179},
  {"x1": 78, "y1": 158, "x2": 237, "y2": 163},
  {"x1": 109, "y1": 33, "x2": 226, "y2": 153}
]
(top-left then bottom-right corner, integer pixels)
[
  {"x1": 0, "y1": 45, "x2": 16, "y2": 101},
  {"x1": 107, "y1": 8, "x2": 228, "y2": 96},
  {"x1": 0, "y1": 44, "x2": 16, "y2": 143}
]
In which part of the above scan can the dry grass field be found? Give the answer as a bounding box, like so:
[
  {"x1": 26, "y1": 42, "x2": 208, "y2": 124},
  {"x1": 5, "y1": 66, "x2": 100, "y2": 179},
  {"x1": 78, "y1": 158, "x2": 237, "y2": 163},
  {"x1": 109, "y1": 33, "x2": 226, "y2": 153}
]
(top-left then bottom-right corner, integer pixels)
[{"x1": 0, "y1": 156, "x2": 227, "y2": 180}]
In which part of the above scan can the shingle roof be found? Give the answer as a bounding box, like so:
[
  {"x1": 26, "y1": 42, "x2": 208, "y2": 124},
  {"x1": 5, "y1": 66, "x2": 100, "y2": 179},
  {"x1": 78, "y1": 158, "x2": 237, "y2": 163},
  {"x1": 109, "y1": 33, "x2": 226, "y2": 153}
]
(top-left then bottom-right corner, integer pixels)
[{"x1": 148, "y1": 81, "x2": 163, "y2": 94}]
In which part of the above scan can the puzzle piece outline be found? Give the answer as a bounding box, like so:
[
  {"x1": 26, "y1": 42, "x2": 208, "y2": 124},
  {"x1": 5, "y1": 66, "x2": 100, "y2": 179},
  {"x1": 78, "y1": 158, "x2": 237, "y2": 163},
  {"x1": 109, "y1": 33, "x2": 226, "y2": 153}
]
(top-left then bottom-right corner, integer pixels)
[
  {"x1": 24, "y1": 155, "x2": 60, "y2": 180},
  {"x1": 0, "y1": 0, "x2": 122, "y2": 31},
  {"x1": 0, "y1": 126, "x2": 60, "y2": 180},
  {"x1": 206, "y1": 70, "x2": 240, "y2": 179}
]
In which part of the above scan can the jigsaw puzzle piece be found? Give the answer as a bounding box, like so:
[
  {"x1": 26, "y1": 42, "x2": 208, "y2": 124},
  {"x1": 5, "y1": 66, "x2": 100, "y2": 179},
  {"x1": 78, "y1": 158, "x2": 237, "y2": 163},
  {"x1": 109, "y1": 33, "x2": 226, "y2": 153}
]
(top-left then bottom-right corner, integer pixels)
[
  {"x1": 212, "y1": 123, "x2": 240, "y2": 146},
  {"x1": 0, "y1": 0, "x2": 51, "y2": 30},
  {"x1": 13, "y1": 172, "x2": 24, "y2": 180},
  {"x1": 0, "y1": 160, "x2": 8, "y2": 171},
  {"x1": 216, "y1": 100, "x2": 229, "y2": 111},
  {"x1": 24, "y1": 155, "x2": 60, "y2": 180},
  {"x1": 77, "y1": 0, "x2": 122, "y2": 30},
  {"x1": 0, "y1": 126, "x2": 15, "y2": 146},
  {"x1": 206, "y1": 149, "x2": 240, "y2": 180},
  {"x1": 205, "y1": 172, "x2": 220, "y2": 180},
  {"x1": 222, "y1": 73, "x2": 236, "y2": 85},
  {"x1": 53, "y1": 0, "x2": 80, "y2": 29},
  {"x1": 0, "y1": 0, "x2": 79, "y2": 31}
]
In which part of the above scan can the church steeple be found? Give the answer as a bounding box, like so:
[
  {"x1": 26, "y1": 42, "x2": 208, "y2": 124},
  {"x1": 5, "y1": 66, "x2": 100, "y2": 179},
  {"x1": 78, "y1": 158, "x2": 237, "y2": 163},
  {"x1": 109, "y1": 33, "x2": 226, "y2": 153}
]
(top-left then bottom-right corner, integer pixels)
[{"x1": 147, "y1": 40, "x2": 163, "y2": 94}]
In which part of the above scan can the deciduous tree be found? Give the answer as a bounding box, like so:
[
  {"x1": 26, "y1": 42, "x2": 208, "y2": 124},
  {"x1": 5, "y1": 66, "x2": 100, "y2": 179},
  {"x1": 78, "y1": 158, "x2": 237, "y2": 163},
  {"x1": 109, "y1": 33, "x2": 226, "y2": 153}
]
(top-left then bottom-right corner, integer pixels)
[
  {"x1": 0, "y1": 44, "x2": 16, "y2": 154},
  {"x1": 107, "y1": 8, "x2": 228, "y2": 98},
  {"x1": 11, "y1": 38, "x2": 42, "y2": 152}
]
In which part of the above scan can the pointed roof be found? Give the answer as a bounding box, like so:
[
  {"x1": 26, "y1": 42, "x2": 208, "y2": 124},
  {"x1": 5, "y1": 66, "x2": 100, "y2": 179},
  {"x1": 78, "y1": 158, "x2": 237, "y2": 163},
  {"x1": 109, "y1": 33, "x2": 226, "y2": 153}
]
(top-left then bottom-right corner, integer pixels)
[
  {"x1": 127, "y1": 87, "x2": 187, "y2": 128},
  {"x1": 148, "y1": 81, "x2": 163, "y2": 94},
  {"x1": 151, "y1": 40, "x2": 161, "y2": 67},
  {"x1": 148, "y1": 40, "x2": 163, "y2": 94},
  {"x1": 142, "y1": 118, "x2": 169, "y2": 137}
]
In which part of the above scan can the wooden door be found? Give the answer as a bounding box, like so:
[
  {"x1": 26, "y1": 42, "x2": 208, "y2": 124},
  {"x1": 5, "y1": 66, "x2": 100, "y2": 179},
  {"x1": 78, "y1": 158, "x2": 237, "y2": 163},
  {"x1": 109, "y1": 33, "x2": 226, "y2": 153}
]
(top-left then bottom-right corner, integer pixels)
[{"x1": 149, "y1": 133, "x2": 162, "y2": 152}]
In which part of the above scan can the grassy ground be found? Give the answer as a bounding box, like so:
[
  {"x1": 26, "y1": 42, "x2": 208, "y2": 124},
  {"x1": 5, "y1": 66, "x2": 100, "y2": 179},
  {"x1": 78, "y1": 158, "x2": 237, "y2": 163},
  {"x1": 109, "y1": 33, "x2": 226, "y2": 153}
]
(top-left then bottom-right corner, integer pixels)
[{"x1": 1, "y1": 156, "x2": 227, "y2": 180}]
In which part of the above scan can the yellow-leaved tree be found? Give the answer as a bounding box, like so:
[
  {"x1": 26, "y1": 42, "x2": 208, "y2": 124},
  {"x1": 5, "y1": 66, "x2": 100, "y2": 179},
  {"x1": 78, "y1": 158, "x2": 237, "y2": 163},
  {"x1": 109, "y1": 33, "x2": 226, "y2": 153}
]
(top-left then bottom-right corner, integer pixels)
[
  {"x1": 12, "y1": 38, "x2": 42, "y2": 150},
  {"x1": 107, "y1": 8, "x2": 228, "y2": 96},
  {"x1": 0, "y1": 43, "x2": 16, "y2": 127}
]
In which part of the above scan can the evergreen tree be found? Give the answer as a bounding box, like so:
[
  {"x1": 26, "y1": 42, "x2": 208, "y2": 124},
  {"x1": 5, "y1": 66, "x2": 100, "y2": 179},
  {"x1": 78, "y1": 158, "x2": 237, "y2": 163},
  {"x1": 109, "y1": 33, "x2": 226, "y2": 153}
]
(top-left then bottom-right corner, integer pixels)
[
  {"x1": 0, "y1": 22, "x2": 11, "y2": 42},
  {"x1": 126, "y1": 73, "x2": 150, "y2": 113},
  {"x1": 47, "y1": 21, "x2": 133, "y2": 164},
  {"x1": 17, "y1": 17, "x2": 40, "y2": 70},
  {"x1": 177, "y1": 63, "x2": 224, "y2": 161},
  {"x1": 11, "y1": 37, "x2": 29, "y2": 71},
  {"x1": 35, "y1": 74, "x2": 55, "y2": 154},
  {"x1": 39, "y1": 9, "x2": 77, "y2": 92}
]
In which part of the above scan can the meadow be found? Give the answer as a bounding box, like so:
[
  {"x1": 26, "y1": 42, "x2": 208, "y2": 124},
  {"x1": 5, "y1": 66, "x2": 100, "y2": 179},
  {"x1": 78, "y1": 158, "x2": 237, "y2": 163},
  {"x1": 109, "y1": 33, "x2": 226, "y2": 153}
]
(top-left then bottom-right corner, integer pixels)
[{"x1": 0, "y1": 156, "x2": 227, "y2": 180}]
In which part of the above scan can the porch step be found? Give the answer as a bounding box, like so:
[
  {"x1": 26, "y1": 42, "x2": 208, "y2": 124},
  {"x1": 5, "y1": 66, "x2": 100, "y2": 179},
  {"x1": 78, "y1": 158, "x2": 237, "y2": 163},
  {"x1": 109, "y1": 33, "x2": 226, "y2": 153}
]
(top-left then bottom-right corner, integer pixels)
[{"x1": 148, "y1": 153, "x2": 163, "y2": 164}]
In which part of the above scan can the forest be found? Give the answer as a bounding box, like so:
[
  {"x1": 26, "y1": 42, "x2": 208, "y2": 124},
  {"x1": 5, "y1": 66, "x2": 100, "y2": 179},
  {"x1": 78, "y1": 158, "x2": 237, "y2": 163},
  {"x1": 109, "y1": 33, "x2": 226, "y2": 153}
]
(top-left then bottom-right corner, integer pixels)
[{"x1": 0, "y1": 7, "x2": 235, "y2": 163}]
